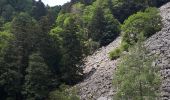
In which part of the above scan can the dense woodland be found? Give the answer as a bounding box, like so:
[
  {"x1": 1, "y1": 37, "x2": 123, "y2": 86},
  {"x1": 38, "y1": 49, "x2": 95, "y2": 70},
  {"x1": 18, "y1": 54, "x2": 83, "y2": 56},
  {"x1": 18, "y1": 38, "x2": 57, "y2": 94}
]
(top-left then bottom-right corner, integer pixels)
[{"x1": 0, "y1": 0, "x2": 169, "y2": 100}]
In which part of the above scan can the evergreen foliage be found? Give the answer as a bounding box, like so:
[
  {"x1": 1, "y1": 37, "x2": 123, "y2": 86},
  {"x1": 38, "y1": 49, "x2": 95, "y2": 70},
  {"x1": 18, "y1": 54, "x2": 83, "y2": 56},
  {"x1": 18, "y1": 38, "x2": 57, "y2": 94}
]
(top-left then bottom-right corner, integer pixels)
[
  {"x1": 23, "y1": 53, "x2": 53, "y2": 100},
  {"x1": 0, "y1": 0, "x2": 168, "y2": 99},
  {"x1": 113, "y1": 41, "x2": 161, "y2": 100},
  {"x1": 49, "y1": 85, "x2": 80, "y2": 100}
]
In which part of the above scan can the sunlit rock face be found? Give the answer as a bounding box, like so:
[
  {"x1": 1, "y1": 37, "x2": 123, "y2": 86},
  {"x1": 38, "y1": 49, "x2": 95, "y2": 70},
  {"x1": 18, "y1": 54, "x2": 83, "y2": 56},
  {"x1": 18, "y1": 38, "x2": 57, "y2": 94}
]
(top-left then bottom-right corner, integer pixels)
[{"x1": 146, "y1": 2, "x2": 170, "y2": 100}]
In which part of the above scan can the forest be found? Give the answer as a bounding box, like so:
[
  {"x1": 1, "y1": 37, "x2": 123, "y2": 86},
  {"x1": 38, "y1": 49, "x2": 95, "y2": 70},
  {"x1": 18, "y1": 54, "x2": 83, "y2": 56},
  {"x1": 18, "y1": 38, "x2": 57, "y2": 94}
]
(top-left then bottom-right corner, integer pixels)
[{"x1": 0, "y1": 0, "x2": 169, "y2": 100}]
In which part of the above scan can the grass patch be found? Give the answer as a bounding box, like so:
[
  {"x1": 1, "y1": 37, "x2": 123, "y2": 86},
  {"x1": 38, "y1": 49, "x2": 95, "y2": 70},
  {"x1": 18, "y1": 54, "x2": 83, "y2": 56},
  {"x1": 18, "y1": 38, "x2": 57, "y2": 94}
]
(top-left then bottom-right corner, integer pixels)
[{"x1": 109, "y1": 48, "x2": 122, "y2": 60}]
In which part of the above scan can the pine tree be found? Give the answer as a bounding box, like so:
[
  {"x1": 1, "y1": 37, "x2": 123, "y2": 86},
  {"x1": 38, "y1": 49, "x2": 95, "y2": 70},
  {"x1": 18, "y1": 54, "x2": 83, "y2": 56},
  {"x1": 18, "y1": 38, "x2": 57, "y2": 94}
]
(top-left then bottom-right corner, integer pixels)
[
  {"x1": 0, "y1": 13, "x2": 41, "y2": 99},
  {"x1": 2, "y1": 43, "x2": 23, "y2": 100},
  {"x1": 23, "y1": 53, "x2": 52, "y2": 100},
  {"x1": 38, "y1": 15, "x2": 62, "y2": 72},
  {"x1": 113, "y1": 40, "x2": 161, "y2": 100},
  {"x1": 59, "y1": 15, "x2": 84, "y2": 84},
  {"x1": 11, "y1": 12, "x2": 40, "y2": 75},
  {"x1": 32, "y1": 0, "x2": 47, "y2": 20},
  {"x1": 88, "y1": 6, "x2": 106, "y2": 42}
]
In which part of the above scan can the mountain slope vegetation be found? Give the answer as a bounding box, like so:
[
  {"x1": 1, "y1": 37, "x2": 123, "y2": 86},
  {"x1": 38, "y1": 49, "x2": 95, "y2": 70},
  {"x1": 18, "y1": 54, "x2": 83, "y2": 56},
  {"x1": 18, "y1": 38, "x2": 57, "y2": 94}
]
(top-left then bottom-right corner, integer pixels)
[{"x1": 0, "y1": 0, "x2": 169, "y2": 100}]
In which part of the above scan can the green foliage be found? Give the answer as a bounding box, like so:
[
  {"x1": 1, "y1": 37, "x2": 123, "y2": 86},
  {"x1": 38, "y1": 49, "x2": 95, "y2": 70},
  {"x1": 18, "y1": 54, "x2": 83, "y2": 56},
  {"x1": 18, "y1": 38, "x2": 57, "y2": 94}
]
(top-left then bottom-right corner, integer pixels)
[
  {"x1": 109, "y1": 42, "x2": 130, "y2": 60},
  {"x1": 111, "y1": 0, "x2": 146, "y2": 23},
  {"x1": 0, "y1": 43, "x2": 23, "y2": 99},
  {"x1": 49, "y1": 85, "x2": 80, "y2": 100},
  {"x1": 109, "y1": 48, "x2": 122, "y2": 60},
  {"x1": 38, "y1": 15, "x2": 62, "y2": 73},
  {"x1": 100, "y1": 13, "x2": 120, "y2": 46},
  {"x1": 122, "y1": 7, "x2": 162, "y2": 46},
  {"x1": 0, "y1": 13, "x2": 42, "y2": 99},
  {"x1": 1, "y1": 4, "x2": 15, "y2": 21},
  {"x1": 120, "y1": 42, "x2": 130, "y2": 51},
  {"x1": 113, "y1": 42, "x2": 161, "y2": 100},
  {"x1": 50, "y1": 13, "x2": 84, "y2": 84},
  {"x1": 0, "y1": 0, "x2": 33, "y2": 21},
  {"x1": 87, "y1": 0, "x2": 121, "y2": 46},
  {"x1": 84, "y1": 39, "x2": 100, "y2": 54},
  {"x1": 0, "y1": 0, "x2": 168, "y2": 99},
  {"x1": 12, "y1": 12, "x2": 41, "y2": 52},
  {"x1": 31, "y1": 0, "x2": 47, "y2": 20},
  {"x1": 0, "y1": 24, "x2": 13, "y2": 94},
  {"x1": 88, "y1": 6, "x2": 106, "y2": 42},
  {"x1": 82, "y1": 5, "x2": 95, "y2": 24},
  {"x1": 57, "y1": 0, "x2": 121, "y2": 55},
  {"x1": 0, "y1": 23, "x2": 13, "y2": 53},
  {"x1": 110, "y1": 0, "x2": 169, "y2": 23},
  {"x1": 155, "y1": 0, "x2": 170, "y2": 6},
  {"x1": 0, "y1": 31, "x2": 12, "y2": 52},
  {"x1": 0, "y1": 1, "x2": 62, "y2": 100},
  {"x1": 23, "y1": 53, "x2": 53, "y2": 100},
  {"x1": 72, "y1": 3, "x2": 85, "y2": 14}
]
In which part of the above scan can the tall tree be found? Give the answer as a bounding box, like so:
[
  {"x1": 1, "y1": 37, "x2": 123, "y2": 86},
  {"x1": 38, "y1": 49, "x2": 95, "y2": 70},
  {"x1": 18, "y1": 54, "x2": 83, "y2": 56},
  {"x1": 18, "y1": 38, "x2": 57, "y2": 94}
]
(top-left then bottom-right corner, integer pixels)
[
  {"x1": 11, "y1": 12, "x2": 40, "y2": 76},
  {"x1": 38, "y1": 15, "x2": 62, "y2": 72},
  {"x1": 88, "y1": 3, "x2": 120, "y2": 46},
  {"x1": 0, "y1": 12, "x2": 40, "y2": 99},
  {"x1": 50, "y1": 14, "x2": 84, "y2": 84},
  {"x1": 0, "y1": 22, "x2": 21, "y2": 100},
  {"x1": 32, "y1": 0, "x2": 47, "y2": 20},
  {"x1": 88, "y1": 6, "x2": 106, "y2": 42},
  {"x1": 23, "y1": 53, "x2": 53, "y2": 100},
  {"x1": 113, "y1": 40, "x2": 161, "y2": 100}
]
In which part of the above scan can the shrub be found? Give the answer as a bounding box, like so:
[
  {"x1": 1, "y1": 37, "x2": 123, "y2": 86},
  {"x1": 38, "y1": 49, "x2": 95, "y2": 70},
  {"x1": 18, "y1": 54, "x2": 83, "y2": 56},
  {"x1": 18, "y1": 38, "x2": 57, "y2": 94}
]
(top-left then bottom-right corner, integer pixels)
[
  {"x1": 109, "y1": 47, "x2": 122, "y2": 60},
  {"x1": 49, "y1": 85, "x2": 80, "y2": 100},
  {"x1": 120, "y1": 42, "x2": 130, "y2": 51},
  {"x1": 121, "y1": 7, "x2": 162, "y2": 46}
]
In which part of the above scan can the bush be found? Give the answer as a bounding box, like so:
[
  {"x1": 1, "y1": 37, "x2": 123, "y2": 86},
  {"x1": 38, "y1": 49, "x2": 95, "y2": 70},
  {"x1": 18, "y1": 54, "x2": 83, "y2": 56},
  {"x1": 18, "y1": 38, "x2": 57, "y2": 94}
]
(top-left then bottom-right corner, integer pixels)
[
  {"x1": 121, "y1": 7, "x2": 162, "y2": 46},
  {"x1": 49, "y1": 85, "x2": 80, "y2": 100},
  {"x1": 120, "y1": 42, "x2": 130, "y2": 52},
  {"x1": 109, "y1": 47, "x2": 122, "y2": 60},
  {"x1": 109, "y1": 41, "x2": 130, "y2": 60}
]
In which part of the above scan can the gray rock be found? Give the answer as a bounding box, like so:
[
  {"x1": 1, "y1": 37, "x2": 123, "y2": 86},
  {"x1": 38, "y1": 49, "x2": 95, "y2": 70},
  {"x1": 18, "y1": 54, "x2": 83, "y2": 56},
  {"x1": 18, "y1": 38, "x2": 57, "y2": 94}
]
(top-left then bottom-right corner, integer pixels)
[
  {"x1": 76, "y1": 37, "x2": 121, "y2": 100},
  {"x1": 146, "y1": 2, "x2": 170, "y2": 99},
  {"x1": 75, "y1": 2, "x2": 170, "y2": 100},
  {"x1": 97, "y1": 97, "x2": 107, "y2": 100}
]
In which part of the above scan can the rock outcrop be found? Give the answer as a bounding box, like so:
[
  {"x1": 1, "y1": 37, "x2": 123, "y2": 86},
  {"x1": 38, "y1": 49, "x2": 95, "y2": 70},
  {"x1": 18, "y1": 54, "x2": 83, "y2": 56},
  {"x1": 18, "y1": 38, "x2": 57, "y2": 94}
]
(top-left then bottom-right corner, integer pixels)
[
  {"x1": 146, "y1": 2, "x2": 170, "y2": 100},
  {"x1": 76, "y1": 37, "x2": 121, "y2": 100}
]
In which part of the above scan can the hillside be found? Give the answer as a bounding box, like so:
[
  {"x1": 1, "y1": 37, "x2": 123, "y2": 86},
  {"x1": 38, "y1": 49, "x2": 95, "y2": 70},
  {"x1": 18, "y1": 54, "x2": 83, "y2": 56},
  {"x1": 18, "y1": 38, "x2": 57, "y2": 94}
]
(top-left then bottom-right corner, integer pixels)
[
  {"x1": 146, "y1": 2, "x2": 170, "y2": 99},
  {"x1": 0, "y1": 0, "x2": 170, "y2": 100},
  {"x1": 76, "y1": 2, "x2": 170, "y2": 100},
  {"x1": 76, "y1": 37, "x2": 121, "y2": 100}
]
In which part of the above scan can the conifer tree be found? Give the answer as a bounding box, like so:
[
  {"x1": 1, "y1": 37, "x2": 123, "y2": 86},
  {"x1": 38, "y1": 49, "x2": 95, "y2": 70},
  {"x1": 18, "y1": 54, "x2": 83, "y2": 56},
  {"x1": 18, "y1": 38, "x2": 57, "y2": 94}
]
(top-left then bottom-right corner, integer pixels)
[
  {"x1": 23, "y1": 53, "x2": 52, "y2": 100},
  {"x1": 113, "y1": 40, "x2": 161, "y2": 100},
  {"x1": 59, "y1": 15, "x2": 84, "y2": 84}
]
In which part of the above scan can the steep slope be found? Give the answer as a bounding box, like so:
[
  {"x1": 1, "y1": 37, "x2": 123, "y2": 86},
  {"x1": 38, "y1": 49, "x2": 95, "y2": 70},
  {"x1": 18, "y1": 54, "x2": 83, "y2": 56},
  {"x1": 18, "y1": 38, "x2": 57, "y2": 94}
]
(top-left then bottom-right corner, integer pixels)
[
  {"x1": 146, "y1": 2, "x2": 170, "y2": 100},
  {"x1": 76, "y1": 2, "x2": 170, "y2": 100},
  {"x1": 76, "y1": 37, "x2": 121, "y2": 100}
]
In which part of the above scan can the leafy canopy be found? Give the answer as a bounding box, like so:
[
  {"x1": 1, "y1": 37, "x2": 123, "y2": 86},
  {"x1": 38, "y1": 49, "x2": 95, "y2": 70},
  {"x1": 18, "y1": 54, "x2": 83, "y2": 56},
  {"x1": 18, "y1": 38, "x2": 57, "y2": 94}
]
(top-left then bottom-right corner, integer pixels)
[{"x1": 121, "y1": 7, "x2": 162, "y2": 46}]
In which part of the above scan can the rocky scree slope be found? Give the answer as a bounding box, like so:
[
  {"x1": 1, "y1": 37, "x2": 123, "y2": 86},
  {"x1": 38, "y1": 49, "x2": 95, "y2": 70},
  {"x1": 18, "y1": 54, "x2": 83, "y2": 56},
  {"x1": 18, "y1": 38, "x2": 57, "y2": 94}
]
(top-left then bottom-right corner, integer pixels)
[
  {"x1": 146, "y1": 2, "x2": 170, "y2": 100},
  {"x1": 76, "y1": 2, "x2": 170, "y2": 100},
  {"x1": 76, "y1": 37, "x2": 121, "y2": 100}
]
